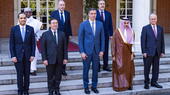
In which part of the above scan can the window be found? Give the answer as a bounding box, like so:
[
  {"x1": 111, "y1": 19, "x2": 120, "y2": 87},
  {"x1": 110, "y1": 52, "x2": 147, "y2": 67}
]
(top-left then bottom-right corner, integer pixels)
[
  {"x1": 119, "y1": 0, "x2": 133, "y2": 24},
  {"x1": 19, "y1": 0, "x2": 57, "y2": 30}
]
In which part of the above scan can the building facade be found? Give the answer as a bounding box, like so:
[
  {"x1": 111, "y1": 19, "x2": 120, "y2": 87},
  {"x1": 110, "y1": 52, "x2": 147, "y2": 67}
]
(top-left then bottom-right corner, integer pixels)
[{"x1": 0, "y1": 0, "x2": 170, "y2": 39}]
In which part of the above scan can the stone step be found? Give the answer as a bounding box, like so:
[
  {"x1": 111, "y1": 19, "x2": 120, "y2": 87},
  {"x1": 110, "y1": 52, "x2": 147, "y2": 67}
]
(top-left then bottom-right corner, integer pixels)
[
  {"x1": 1, "y1": 52, "x2": 170, "y2": 66},
  {"x1": 0, "y1": 72, "x2": 170, "y2": 94},
  {"x1": 31, "y1": 82, "x2": 170, "y2": 95},
  {"x1": 0, "y1": 64, "x2": 170, "y2": 85},
  {"x1": 0, "y1": 58, "x2": 170, "y2": 75}
]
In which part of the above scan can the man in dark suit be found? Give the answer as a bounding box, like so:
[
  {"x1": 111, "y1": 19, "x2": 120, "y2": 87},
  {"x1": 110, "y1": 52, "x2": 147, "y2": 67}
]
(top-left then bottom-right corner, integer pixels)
[
  {"x1": 96, "y1": 0, "x2": 113, "y2": 72},
  {"x1": 9, "y1": 13, "x2": 35, "y2": 95},
  {"x1": 50, "y1": 0, "x2": 72, "y2": 76},
  {"x1": 141, "y1": 13, "x2": 165, "y2": 89},
  {"x1": 41, "y1": 18, "x2": 68, "y2": 95},
  {"x1": 78, "y1": 8, "x2": 105, "y2": 94}
]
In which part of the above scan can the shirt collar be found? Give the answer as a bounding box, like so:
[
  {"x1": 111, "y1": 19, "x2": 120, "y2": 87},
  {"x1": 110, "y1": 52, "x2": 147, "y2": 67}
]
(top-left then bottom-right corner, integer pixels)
[
  {"x1": 59, "y1": 10, "x2": 64, "y2": 14},
  {"x1": 19, "y1": 25, "x2": 26, "y2": 29},
  {"x1": 89, "y1": 19, "x2": 96, "y2": 24},
  {"x1": 99, "y1": 9, "x2": 104, "y2": 13},
  {"x1": 151, "y1": 24, "x2": 157, "y2": 27},
  {"x1": 51, "y1": 29, "x2": 57, "y2": 33}
]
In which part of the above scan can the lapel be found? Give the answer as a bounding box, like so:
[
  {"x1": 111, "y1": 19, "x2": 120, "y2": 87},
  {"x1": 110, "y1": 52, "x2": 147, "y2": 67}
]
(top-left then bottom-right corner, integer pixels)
[
  {"x1": 24, "y1": 25, "x2": 30, "y2": 42},
  {"x1": 64, "y1": 10, "x2": 67, "y2": 22},
  {"x1": 156, "y1": 25, "x2": 161, "y2": 39},
  {"x1": 56, "y1": 10, "x2": 60, "y2": 20},
  {"x1": 16, "y1": 25, "x2": 23, "y2": 42},
  {"x1": 104, "y1": 10, "x2": 107, "y2": 22},
  {"x1": 87, "y1": 20, "x2": 95, "y2": 37},
  {"x1": 57, "y1": 30, "x2": 61, "y2": 45},
  {"x1": 95, "y1": 21, "x2": 99, "y2": 38}
]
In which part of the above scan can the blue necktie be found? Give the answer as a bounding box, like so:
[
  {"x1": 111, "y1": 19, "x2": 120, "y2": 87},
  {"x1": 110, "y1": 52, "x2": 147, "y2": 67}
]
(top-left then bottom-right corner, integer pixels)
[
  {"x1": 60, "y1": 12, "x2": 64, "y2": 25},
  {"x1": 21, "y1": 27, "x2": 25, "y2": 41},
  {"x1": 92, "y1": 22, "x2": 95, "y2": 35}
]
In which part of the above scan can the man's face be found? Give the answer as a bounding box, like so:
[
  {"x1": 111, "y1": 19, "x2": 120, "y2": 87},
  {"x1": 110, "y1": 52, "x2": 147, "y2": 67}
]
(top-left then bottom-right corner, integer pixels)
[
  {"x1": 50, "y1": 19, "x2": 58, "y2": 30},
  {"x1": 88, "y1": 10, "x2": 97, "y2": 21},
  {"x1": 18, "y1": 14, "x2": 27, "y2": 26},
  {"x1": 24, "y1": 11, "x2": 32, "y2": 18},
  {"x1": 124, "y1": 21, "x2": 129, "y2": 28},
  {"x1": 58, "y1": 1, "x2": 65, "y2": 11},
  {"x1": 150, "y1": 15, "x2": 157, "y2": 25},
  {"x1": 98, "y1": 1, "x2": 105, "y2": 10}
]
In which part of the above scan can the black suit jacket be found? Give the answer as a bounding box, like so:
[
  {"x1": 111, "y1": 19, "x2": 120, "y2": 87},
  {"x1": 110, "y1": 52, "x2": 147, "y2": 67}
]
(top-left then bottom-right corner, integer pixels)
[
  {"x1": 50, "y1": 10, "x2": 72, "y2": 37},
  {"x1": 41, "y1": 30, "x2": 68, "y2": 64},
  {"x1": 9, "y1": 25, "x2": 36, "y2": 62},
  {"x1": 141, "y1": 24, "x2": 165, "y2": 56}
]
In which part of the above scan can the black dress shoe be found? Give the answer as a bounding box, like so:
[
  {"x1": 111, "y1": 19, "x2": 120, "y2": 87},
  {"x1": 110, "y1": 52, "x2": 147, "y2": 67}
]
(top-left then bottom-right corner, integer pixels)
[
  {"x1": 91, "y1": 87, "x2": 99, "y2": 94},
  {"x1": 55, "y1": 90, "x2": 61, "y2": 95},
  {"x1": 144, "y1": 84, "x2": 149, "y2": 89},
  {"x1": 84, "y1": 88, "x2": 90, "y2": 94},
  {"x1": 98, "y1": 68, "x2": 101, "y2": 72},
  {"x1": 18, "y1": 91, "x2": 23, "y2": 95},
  {"x1": 49, "y1": 91, "x2": 54, "y2": 95},
  {"x1": 62, "y1": 71, "x2": 67, "y2": 76},
  {"x1": 23, "y1": 91, "x2": 29, "y2": 95},
  {"x1": 30, "y1": 71, "x2": 37, "y2": 76},
  {"x1": 151, "y1": 82, "x2": 163, "y2": 88},
  {"x1": 128, "y1": 86, "x2": 133, "y2": 90},
  {"x1": 103, "y1": 68, "x2": 112, "y2": 72}
]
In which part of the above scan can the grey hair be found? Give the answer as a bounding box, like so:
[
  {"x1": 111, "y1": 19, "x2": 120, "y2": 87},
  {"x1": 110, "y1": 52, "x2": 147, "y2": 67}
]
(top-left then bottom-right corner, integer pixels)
[{"x1": 149, "y1": 13, "x2": 157, "y2": 19}]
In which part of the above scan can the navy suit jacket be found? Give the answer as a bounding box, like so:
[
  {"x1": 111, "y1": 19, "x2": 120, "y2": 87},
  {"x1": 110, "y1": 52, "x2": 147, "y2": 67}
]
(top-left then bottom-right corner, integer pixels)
[
  {"x1": 50, "y1": 10, "x2": 72, "y2": 37},
  {"x1": 96, "y1": 10, "x2": 113, "y2": 37},
  {"x1": 78, "y1": 20, "x2": 105, "y2": 55},
  {"x1": 10, "y1": 25, "x2": 36, "y2": 62},
  {"x1": 141, "y1": 24, "x2": 165, "y2": 56}
]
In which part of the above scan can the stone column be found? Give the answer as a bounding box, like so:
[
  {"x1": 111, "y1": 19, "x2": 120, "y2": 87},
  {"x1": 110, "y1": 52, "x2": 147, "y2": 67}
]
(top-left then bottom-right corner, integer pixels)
[{"x1": 132, "y1": 0, "x2": 151, "y2": 53}]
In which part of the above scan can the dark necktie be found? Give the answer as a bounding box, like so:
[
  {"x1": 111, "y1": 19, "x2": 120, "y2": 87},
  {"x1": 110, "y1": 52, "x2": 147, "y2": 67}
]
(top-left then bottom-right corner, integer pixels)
[
  {"x1": 60, "y1": 12, "x2": 64, "y2": 25},
  {"x1": 53, "y1": 31, "x2": 57, "y2": 44},
  {"x1": 100, "y1": 11, "x2": 104, "y2": 21}
]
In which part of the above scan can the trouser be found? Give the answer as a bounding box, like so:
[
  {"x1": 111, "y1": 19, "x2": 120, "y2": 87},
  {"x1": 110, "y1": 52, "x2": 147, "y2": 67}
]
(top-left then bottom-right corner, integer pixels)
[
  {"x1": 46, "y1": 62, "x2": 63, "y2": 92},
  {"x1": 144, "y1": 52, "x2": 160, "y2": 84},
  {"x1": 15, "y1": 55, "x2": 31, "y2": 92},
  {"x1": 83, "y1": 50, "x2": 100, "y2": 88}
]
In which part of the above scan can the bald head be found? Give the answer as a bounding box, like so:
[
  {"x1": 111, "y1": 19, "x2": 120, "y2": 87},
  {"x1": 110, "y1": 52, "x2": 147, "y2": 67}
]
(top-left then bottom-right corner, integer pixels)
[
  {"x1": 58, "y1": 0, "x2": 65, "y2": 11},
  {"x1": 149, "y1": 13, "x2": 157, "y2": 25}
]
